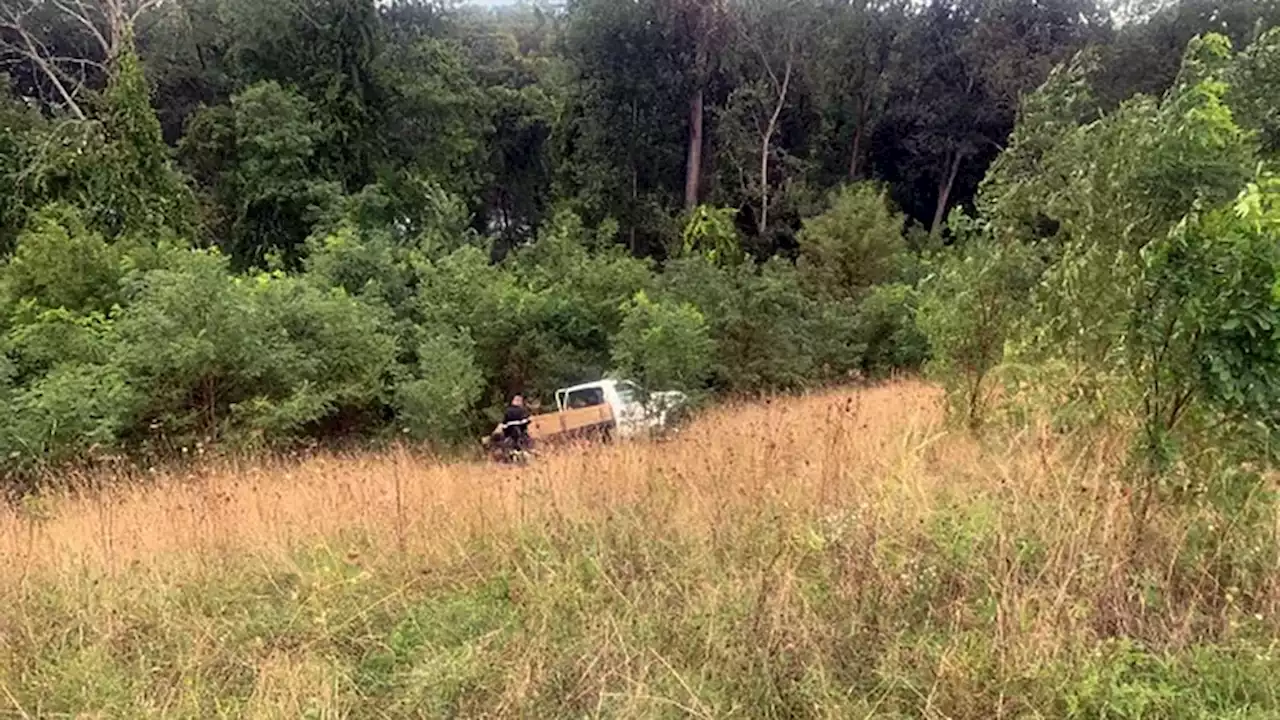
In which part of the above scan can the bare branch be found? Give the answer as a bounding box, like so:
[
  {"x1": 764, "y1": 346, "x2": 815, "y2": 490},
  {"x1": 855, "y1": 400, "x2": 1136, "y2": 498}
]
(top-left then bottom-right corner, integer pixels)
[
  {"x1": 758, "y1": 54, "x2": 792, "y2": 234},
  {"x1": 37, "y1": 55, "x2": 107, "y2": 72},
  {"x1": 0, "y1": 18, "x2": 87, "y2": 119},
  {"x1": 0, "y1": 0, "x2": 161, "y2": 116},
  {"x1": 49, "y1": 0, "x2": 111, "y2": 57}
]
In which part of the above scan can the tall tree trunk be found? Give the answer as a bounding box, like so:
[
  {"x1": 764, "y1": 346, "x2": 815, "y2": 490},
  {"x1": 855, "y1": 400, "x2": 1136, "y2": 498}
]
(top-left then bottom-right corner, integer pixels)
[
  {"x1": 759, "y1": 58, "x2": 794, "y2": 237},
  {"x1": 631, "y1": 167, "x2": 639, "y2": 254},
  {"x1": 848, "y1": 93, "x2": 874, "y2": 180},
  {"x1": 106, "y1": 0, "x2": 126, "y2": 62},
  {"x1": 684, "y1": 87, "x2": 704, "y2": 211},
  {"x1": 848, "y1": 123, "x2": 864, "y2": 180},
  {"x1": 930, "y1": 150, "x2": 963, "y2": 237},
  {"x1": 684, "y1": 2, "x2": 712, "y2": 214},
  {"x1": 630, "y1": 100, "x2": 639, "y2": 254}
]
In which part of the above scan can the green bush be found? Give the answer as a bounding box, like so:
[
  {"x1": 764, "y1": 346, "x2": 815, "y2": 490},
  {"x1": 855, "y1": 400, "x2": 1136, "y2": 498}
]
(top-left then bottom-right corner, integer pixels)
[
  {"x1": 797, "y1": 182, "x2": 909, "y2": 300},
  {"x1": 917, "y1": 226, "x2": 1041, "y2": 428},
  {"x1": 111, "y1": 250, "x2": 396, "y2": 448},
  {"x1": 393, "y1": 331, "x2": 487, "y2": 444},
  {"x1": 0, "y1": 362, "x2": 139, "y2": 472},
  {"x1": 3, "y1": 204, "x2": 126, "y2": 315},
  {"x1": 855, "y1": 283, "x2": 929, "y2": 377},
  {"x1": 611, "y1": 290, "x2": 714, "y2": 393}
]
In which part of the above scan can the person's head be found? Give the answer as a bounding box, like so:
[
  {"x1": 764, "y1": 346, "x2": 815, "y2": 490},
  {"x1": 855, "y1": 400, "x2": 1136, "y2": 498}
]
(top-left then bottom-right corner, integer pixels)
[{"x1": 511, "y1": 394, "x2": 524, "y2": 407}]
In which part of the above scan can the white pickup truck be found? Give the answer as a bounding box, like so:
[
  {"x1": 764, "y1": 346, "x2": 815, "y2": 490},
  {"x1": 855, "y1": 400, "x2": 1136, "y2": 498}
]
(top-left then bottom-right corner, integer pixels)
[{"x1": 527, "y1": 378, "x2": 689, "y2": 442}]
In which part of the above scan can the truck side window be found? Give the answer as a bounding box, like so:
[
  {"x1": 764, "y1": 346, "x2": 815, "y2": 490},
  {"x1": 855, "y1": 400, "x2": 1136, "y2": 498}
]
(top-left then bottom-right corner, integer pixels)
[{"x1": 567, "y1": 388, "x2": 604, "y2": 409}]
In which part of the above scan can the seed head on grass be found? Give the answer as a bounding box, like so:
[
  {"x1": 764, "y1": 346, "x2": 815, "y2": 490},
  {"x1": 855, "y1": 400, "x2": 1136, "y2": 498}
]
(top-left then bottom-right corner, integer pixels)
[{"x1": 1, "y1": 380, "x2": 1278, "y2": 718}]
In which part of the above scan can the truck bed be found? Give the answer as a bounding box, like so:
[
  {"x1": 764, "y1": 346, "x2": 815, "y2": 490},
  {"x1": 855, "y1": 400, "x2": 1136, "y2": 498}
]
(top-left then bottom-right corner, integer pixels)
[{"x1": 528, "y1": 403, "x2": 614, "y2": 441}]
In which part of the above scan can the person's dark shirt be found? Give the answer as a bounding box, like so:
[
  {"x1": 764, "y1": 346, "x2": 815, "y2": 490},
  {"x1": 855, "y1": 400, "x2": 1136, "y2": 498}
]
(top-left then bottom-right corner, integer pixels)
[{"x1": 503, "y1": 404, "x2": 530, "y2": 440}]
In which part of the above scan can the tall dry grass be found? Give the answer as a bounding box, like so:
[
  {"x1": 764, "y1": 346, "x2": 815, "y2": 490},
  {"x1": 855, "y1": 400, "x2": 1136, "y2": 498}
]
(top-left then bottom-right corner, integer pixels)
[
  {"x1": 3, "y1": 381, "x2": 944, "y2": 580},
  {"x1": 1, "y1": 380, "x2": 1278, "y2": 718}
]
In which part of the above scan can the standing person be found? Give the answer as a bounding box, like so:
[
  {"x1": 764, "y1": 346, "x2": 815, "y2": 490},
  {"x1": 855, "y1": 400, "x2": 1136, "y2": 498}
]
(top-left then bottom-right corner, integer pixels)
[{"x1": 500, "y1": 394, "x2": 532, "y2": 451}]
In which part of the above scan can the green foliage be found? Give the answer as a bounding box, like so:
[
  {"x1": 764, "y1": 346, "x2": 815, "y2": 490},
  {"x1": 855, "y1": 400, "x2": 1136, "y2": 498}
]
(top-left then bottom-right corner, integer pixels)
[
  {"x1": 611, "y1": 290, "x2": 714, "y2": 393},
  {"x1": 0, "y1": 90, "x2": 42, "y2": 255},
  {"x1": 393, "y1": 331, "x2": 486, "y2": 444},
  {"x1": 797, "y1": 183, "x2": 908, "y2": 299},
  {"x1": 379, "y1": 36, "x2": 490, "y2": 200},
  {"x1": 556, "y1": 0, "x2": 688, "y2": 256},
  {"x1": 918, "y1": 221, "x2": 1041, "y2": 428},
  {"x1": 101, "y1": 43, "x2": 197, "y2": 239},
  {"x1": 304, "y1": 223, "x2": 419, "y2": 312},
  {"x1": 1009, "y1": 34, "x2": 1271, "y2": 469},
  {"x1": 855, "y1": 282, "x2": 929, "y2": 377},
  {"x1": 1128, "y1": 177, "x2": 1280, "y2": 463},
  {"x1": 225, "y1": 0, "x2": 386, "y2": 185},
  {"x1": 922, "y1": 28, "x2": 1280, "y2": 531},
  {"x1": 104, "y1": 42, "x2": 195, "y2": 235},
  {"x1": 9, "y1": 44, "x2": 195, "y2": 244},
  {"x1": 2, "y1": 205, "x2": 125, "y2": 315},
  {"x1": 111, "y1": 252, "x2": 396, "y2": 447},
  {"x1": 660, "y1": 255, "x2": 874, "y2": 394},
  {"x1": 1229, "y1": 27, "x2": 1280, "y2": 159},
  {"x1": 1, "y1": 362, "x2": 139, "y2": 471},
  {"x1": 180, "y1": 81, "x2": 344, "y2": 267},
  {"x1": 680, "y1": 205, "x2": 744, "y2": 266}
]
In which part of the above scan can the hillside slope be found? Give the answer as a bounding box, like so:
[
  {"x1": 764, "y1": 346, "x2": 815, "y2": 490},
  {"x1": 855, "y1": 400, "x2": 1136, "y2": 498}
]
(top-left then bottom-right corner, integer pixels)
[{"x1": 2, "y1": 381, "x2": 1277, "y2": 718}]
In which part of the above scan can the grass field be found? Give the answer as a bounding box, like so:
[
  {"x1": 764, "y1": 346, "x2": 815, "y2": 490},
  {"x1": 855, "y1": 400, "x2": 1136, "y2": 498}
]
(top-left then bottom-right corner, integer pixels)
[{"x1": 2, "y1": 381, "x2": 1278, "y2": 719}]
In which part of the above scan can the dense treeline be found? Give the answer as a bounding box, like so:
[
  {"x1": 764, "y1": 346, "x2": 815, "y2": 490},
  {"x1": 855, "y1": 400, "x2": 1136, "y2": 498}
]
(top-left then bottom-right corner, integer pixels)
[{"x1": 0, "y1": 0, "x2": 1277, "y2": 477}]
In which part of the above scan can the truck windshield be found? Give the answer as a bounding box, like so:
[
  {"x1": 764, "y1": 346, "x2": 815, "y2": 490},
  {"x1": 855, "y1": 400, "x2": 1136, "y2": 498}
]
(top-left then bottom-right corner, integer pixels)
[{"x1": 616, "y1": 382, "x2": 641, "y2": 405}]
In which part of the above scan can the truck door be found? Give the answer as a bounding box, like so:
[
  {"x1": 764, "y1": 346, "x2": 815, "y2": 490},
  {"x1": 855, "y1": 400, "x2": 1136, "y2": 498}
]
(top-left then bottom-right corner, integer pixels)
[{"x1": 613, "y1": 381, "x2": 650, "y2": 438}]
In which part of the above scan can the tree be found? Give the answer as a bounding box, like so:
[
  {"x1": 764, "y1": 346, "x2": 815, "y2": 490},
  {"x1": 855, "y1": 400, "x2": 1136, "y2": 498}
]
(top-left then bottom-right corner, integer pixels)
[
  {"x1": 680, "y1": 204, "x2": 743, "y2": 265},
  {"x1": 379, "y1": 35, "x2": 489, "y2": 202},
  {"x1": 111, "y1": 249, "x2": 396, "y2": 446},
  {"x1": 558, "y1": 0, "x2": 687, "y2": 255},
  {"x1": 0, "y1": 0, "x2": 163, "y2": 119},
  {"x1": 179, "y1": 81, "x2": 341, "y2": 267},
  {"x1": 879, "y1": 0, "x2": 1105, "y2": 236},
  {"x1": 2, "y1": 203, "x2": 125, "y2": 316},
  {"x1": 611, "y1": 289, "x2": 715, "y2": 392},
  {"x1": 1096, "y1": 0, "x2": 1280, "y2": 107},
  {"x1": 657, "y1": 0, "x2": 728, "y2": 212},
  {"x1": 950, "y1": 29, "x2": 1277, "y2": 489},
  {"x1": 1229, "y1": 27, "x2": 1280, "y2": 159},
  {"x1": 719, "y1": 0, "x2": 809, "y2": 238},
  {"x1": 133, "y1": 0, "x2": 236, "y2": 143},
  {"x1": 796, "y1": 182, "x2": 908, "y2": 299},
  {"x1": 10, "y1": 40, "x2": 196, "y2": 241},
  {"x1": 394, "y1": 329, "x2": 486, "y2": 444},
  {"x1": 224, "y1": 0, "x2": 386, "y2": 186},
  {"x1": 455, "y1": 24, "x2": 561, "y2": 246},
  {"x1": 808, "y1": 0, "x2": 908, "y2": 182},
  {"x1": 0, "y1": 86, "x2": 42, "y2": 254},
  {"x1": 918, "y1": 223, "x2": 1041, "y2": 428}
]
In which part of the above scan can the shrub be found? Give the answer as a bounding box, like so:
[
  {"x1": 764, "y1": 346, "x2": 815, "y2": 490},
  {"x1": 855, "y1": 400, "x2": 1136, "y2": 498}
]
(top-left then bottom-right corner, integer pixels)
[
  {"x1": 917, "y1": 227, "x2": 1041, "y2": 429},
  {"x1": 3, "y1": 204, "x2": 125, "y2": 315},
  {"x1": 797, "y1": 183, "x2": 908, "y2": 300},
  {"x1": 112, "y1": 250, "x2": 396, "y2": 448},
  {"x1": 611, "y1": 290, "x2": 714, "y2": 393},
  {"x1": 394, "y1": 331, "x2": 487, "y2": 443}
]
